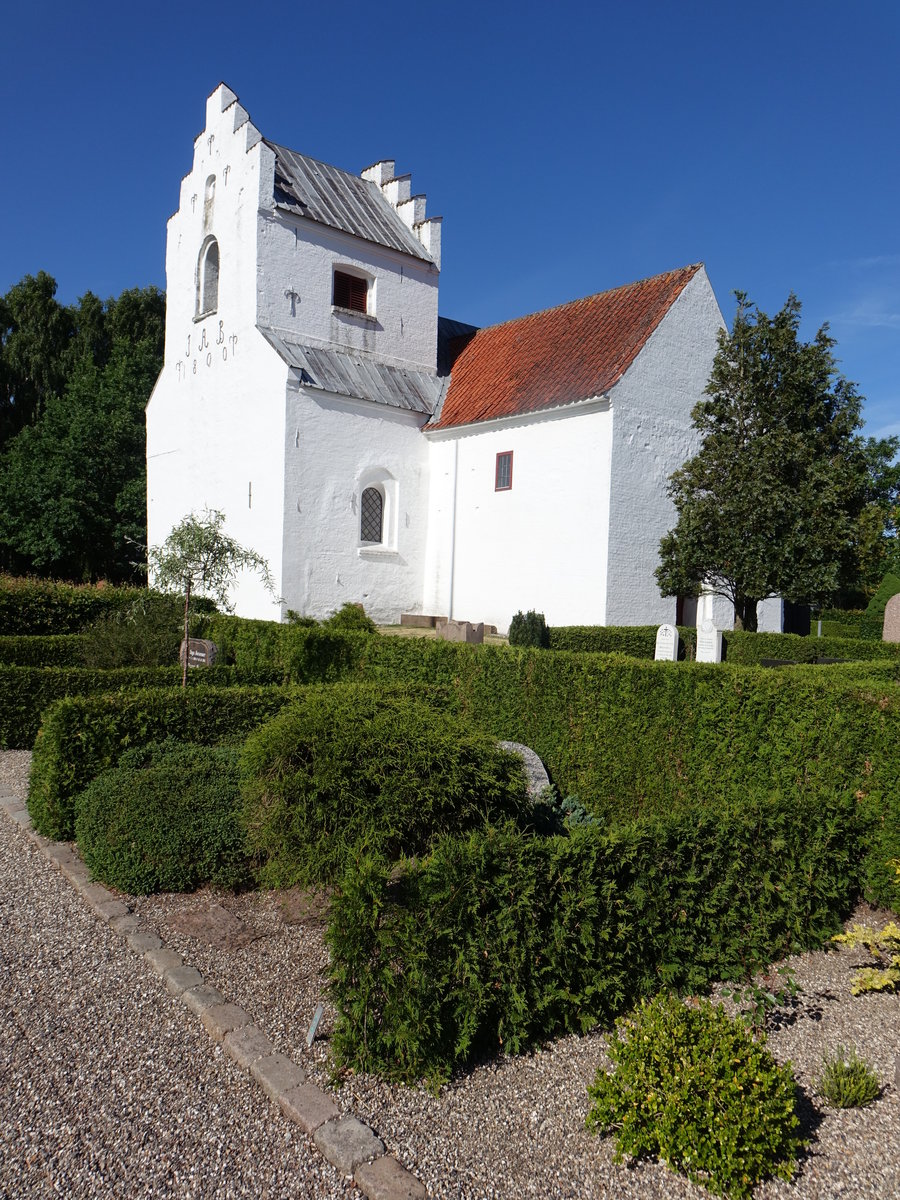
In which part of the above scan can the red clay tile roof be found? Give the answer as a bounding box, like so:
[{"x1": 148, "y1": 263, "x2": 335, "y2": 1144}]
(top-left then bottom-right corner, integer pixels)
[{"x1": 431, "y1": 264, "x2": 703, "y2": 430}]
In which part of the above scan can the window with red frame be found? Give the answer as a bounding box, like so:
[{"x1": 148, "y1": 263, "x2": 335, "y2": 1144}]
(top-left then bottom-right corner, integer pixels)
[
  {"x1": 495, "y1": 451, "x2": 513, "y2": 491},
  {"x1": 333, "y1": 270, "x2": 368, "y2": 313}
]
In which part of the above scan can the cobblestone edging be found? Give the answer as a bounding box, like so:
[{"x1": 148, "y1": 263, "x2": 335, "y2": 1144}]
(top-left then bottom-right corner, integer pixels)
[{"x1": 0, "y1": 795, "x2": 426, "y2": 1200}]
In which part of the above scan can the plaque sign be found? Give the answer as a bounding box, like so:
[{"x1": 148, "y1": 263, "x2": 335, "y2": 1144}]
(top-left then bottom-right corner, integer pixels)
[
  {"x1": 654, "y1": 623, "x2": 679, "y2": 662},
  {"x1": 179, "y1": 638, "x2": 218, "y2": 668}
]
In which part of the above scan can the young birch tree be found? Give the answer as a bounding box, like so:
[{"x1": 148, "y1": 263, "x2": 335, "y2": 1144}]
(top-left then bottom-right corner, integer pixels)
[{"x1": 147, "y1": 509, "x2": 274, "y2": 685}]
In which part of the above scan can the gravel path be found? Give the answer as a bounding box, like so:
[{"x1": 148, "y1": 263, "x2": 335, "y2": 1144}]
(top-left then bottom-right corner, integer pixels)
[
  {"x1": 0, "y1": 753, "x2": 358, "y2": 1200},
  {"x1": 2, "y1": 750, "x2": 898, "y2": 1199}
]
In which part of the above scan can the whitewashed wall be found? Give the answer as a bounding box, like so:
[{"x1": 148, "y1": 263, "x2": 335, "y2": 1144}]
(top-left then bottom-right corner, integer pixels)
[
  {"x1": 424, "y1": 402, "x2": 614, "y2": 633},
  {"x1": 605, "y1": 268, "x2": 725, "y2": 626},
  {"x1": 256, "y1": 215, "x2": 439, "y2": 372},
  {"x1": 281, "y1": 390, "x2": 431, "y2": 623},
  {"x1": 147, "y1": 85, "x2": 286, "y2": 619}
]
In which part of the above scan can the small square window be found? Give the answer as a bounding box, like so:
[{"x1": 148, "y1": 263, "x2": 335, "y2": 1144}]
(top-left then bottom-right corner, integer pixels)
[
  {"x1": 495, "y1": 451, "x2": 513, "y2": 491},
  {"x1": 333, "y1": 270, "x2": 368, "y2": 313}
]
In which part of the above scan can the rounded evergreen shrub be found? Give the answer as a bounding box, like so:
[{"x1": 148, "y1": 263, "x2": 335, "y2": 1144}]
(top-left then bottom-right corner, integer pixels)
[
  {"x1": 586, "y1": 993, "x2": 803, "y2": 1199},
  {"x1": 240, "y1": 684, "x2": 529, "y2": 887},
  {"x1": 75, "y1": 742, "x2": 249, "y2": 894}
]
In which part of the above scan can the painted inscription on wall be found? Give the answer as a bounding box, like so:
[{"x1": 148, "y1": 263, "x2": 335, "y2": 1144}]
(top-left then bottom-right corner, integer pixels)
[{"x1": 175, "y1": 320, "x2": 238, "y2": 382}]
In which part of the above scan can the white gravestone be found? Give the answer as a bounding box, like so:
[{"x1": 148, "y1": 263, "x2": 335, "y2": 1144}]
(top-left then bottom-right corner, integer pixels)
[
  {"x1": 696, "y1": 619, "x2": 723, "y2": 663},
  {"x1": 654, "y1": 623, "x2": 679, "y2": 661}
]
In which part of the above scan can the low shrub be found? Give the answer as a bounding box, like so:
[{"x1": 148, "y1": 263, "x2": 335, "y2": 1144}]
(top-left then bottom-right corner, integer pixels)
[
  {"x1": 818, "y1": 1046, "x2": 881, "y2": 1108},
  {"x1": 27, "y1": 682, "x2": 297, "y2": 840},
  {"x1": 831, "y1": 920, "x2": 900, "y2": 994},
  {"x1": 508, "y1": 610, "x2": 549, "y2": 648},
  {"x1": 586, "y1": 994, "x2": 802, "y2": 1198},
  {"x1": 76, "y1": 742, "x2": 249, "y2": 894},
  {"x1": 327, "y1": 790, "x2": 858, "y2": 1084},
  {"x1": 241, "y1": 685, "x2": 527, "y2": 887},
  {"x1": 321, "y1": 602, "x2": 378, "y2": 634},
  {"x1": 0, "y1": 575, "x2": 139, "y2": 634}
]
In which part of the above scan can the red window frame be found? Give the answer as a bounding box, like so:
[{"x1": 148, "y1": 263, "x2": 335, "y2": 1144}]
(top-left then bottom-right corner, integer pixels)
[
  {"x1": 333, "y1": 270, "x2": 368, "y2": 313},
  {"x1": 495, "y1": 450, "x2": 513, "y2": 491}
]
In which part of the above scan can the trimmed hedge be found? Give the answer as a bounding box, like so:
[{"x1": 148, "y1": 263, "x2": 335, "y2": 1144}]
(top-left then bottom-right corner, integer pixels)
[
  {"x1": 0, "y1": 575, "x2": 140, "y2": 634},
  {"x1": 327, "y1": 789, "x2": 860, "y2": 1084},
  {"x1": 27, "y1": 683, "x2": 300, "y2": 839},
  {"x1": 548, "y1": 624, "x2": 900, "y2": 664},
  {"x1": 202, "y1": 614, "x2": 369, "y2": 680},
  {"x1": 549, "y1": 625, "x2": 697, "y2": 658},
  {"x1": 818, "y1": 609, "x2": 882, "y2": 641},
  {"x1": 76, "y1": 743, "x2": 250, "y2": 894},
  {"x1": 0, "y1": 663, "x2": 283, "y2": 751},
  {"x1": 0, "y1": 665, "x2": 184, "y2": 750},
  {"x1": 240, "y1": 685, "x2": 528, "y2": 887},
  {"x1": 0, "y1": 634, "x2": 88, "y2": 667}
]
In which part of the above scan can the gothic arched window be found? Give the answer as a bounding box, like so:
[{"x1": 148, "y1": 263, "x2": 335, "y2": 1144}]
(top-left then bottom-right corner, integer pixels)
[
  {"x1": 360, "y1": 486, "x2": 384, "y2": 544},
  {"x1": 197, "y1": 237, "x2": 219, "y2": 317}
]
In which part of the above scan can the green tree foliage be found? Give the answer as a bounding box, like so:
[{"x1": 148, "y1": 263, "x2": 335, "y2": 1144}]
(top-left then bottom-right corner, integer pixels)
[
  {"x1": 0, "y1": 272, "x2": 74, "y2": 443},
  {"x1": 0, "y1": 275, "x2": 165, "y2": 581},
  {"x1": 147, "y1": 508, "x2": 274, "y2": 685},
  {"x1": 657, "y1": 293, "x2": 881, "y2": 630}
]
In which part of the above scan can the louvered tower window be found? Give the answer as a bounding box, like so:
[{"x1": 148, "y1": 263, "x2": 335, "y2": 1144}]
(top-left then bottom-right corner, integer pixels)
[
  {"x1": 360, "y1": 487, "x2": 383, "y2": 543},
  {"x1": 333, "y1": 270, "x2": 368, "y2": 313}
]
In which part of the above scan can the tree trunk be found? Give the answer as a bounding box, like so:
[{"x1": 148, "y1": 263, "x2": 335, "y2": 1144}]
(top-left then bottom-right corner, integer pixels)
[
  {"x1": 733, "y1": 595, "x2": 759, "y2": 632},
  {"x1": 182, "y1": 579, "x2": 191, "y2": 688}
]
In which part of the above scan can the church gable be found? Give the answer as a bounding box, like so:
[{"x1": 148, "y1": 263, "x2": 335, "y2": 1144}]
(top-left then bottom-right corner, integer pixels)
[{"x1": 431, "y1": 264, "x2": 703, "y2": 430}]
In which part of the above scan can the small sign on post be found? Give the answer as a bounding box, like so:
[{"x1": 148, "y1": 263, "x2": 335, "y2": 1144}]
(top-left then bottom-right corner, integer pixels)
[
  {"x1": 654, "y1": 623, "x2": 679, "y2": 662},
  {"x1": 306, "y1": 1001, "x2": 325, "y2": 1048},
  {"x1": 179, "y1": 638, "x2": 218, "y2": 668},
  {"x1": 696, "y1": 619, "x2": 723, "y2": 663}
]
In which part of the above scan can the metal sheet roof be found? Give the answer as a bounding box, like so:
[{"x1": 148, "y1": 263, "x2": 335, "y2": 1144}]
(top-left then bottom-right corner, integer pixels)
[
  {"x1": 260, "y1": 329, "x2": 441, "y2": 416},
  {"x1": 265, "y1": 140, "x2": 433, "y2": 263}
]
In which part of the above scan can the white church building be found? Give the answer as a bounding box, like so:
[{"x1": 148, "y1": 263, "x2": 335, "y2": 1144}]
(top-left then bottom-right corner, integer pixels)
[{"x1": 147, "y1": 83, "x2": 782, "y2": 634}]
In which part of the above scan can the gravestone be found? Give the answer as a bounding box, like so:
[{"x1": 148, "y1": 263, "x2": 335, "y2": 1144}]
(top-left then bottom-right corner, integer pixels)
[
  {"x1": 179, "y1": 637, "x2": 218, "y2": 667},
  {"x1": 654, "y1": 623, "x2": 679, "y2": 661},
  {"x1": 696, "y1": 619, "x2": 723, "y2": 663},
  {"x1": 498, "y1": 740, "x2": 551, "y2": 799},
  {"x1": 883, "y1": 593, "x2": 900, "y2": 643},
  {"x1": 437, "y1": 619, "x2": 484, "y2": 644}
]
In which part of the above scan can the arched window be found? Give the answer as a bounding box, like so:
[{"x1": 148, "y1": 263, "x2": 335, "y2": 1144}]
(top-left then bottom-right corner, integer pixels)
[
  {"x1": 360, "y1": 486, "x2": 384, "y2": 544},
  {"x1": 197, "y1": 237, "x2": 219, "y2": 317}
]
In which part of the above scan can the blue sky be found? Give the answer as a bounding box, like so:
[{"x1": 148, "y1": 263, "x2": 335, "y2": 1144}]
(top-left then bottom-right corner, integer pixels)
[{"x1": 2, "y1": 1, "x2": 897, "y2": 439}]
